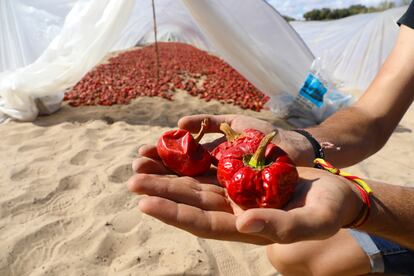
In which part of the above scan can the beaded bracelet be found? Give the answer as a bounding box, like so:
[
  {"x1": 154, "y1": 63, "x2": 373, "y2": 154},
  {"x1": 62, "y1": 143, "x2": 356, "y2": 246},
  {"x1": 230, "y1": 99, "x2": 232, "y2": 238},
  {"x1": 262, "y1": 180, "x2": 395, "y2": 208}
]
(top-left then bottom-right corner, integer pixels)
[{"x1": 313, "y1": 158, "x2": 373, "y2": 228}]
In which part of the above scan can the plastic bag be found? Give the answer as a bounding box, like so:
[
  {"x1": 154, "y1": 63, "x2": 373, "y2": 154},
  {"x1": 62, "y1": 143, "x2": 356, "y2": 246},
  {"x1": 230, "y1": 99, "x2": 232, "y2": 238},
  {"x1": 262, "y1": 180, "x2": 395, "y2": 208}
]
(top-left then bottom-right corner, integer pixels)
[{"x1": 283, "y1": 58, "x2": 353, "y2": 126}]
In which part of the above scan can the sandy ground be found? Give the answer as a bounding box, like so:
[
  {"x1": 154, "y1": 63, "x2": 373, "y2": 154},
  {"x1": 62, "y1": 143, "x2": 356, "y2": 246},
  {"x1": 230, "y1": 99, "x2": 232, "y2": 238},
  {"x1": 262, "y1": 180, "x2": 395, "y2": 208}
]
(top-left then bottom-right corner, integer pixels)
[
  {"x1": 0, "y1": 92, "x2": 288, "y2": 276},
  {"x1": 1, "y1": 89, "x2": 413, "y2": 276}
]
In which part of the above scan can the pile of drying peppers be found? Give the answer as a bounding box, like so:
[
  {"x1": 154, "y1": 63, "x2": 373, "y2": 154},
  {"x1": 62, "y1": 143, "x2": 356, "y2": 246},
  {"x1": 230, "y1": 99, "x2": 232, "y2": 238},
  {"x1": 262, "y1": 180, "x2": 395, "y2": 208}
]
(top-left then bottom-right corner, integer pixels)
[
  {"x1": 157, "y1": 119, "x2": 298, "y2": 209},
  {"x1": 65, "y1": 43, "x2": 269, "y2": 111}
]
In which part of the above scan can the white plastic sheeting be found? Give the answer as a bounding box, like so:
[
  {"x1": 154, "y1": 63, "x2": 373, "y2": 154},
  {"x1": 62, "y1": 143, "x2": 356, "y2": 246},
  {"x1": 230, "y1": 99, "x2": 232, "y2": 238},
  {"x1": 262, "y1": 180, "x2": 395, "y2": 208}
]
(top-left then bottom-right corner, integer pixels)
[
  {"x1": 1, "y1": 0, "x2": 321, "y2": 123},
  {"x1": 0, "y1": 0, "x2": 78, "y2": 72},
  {"x1": 181, "y1": 1, "x2": 314, "y2": 111},
  {"x1": 116, "y1": 0, "x2": 213, "y2": 52},
  {"x1": 0, "y1": 0, "x2": 135, "y2": 121},
  {"x1": 291, "y1": 6, "x2": 406, "y2": 91}
]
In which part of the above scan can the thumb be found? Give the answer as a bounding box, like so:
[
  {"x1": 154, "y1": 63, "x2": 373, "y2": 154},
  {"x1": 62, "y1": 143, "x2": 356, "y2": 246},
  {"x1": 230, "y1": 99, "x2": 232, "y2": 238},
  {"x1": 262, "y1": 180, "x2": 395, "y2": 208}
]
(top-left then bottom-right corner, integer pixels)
[
  {"x1": 178, "y1": 114, "x2": 236, "y2": 133},
  {"x1": 235, "y1": 207, "x2": 339, "y2": 243}
]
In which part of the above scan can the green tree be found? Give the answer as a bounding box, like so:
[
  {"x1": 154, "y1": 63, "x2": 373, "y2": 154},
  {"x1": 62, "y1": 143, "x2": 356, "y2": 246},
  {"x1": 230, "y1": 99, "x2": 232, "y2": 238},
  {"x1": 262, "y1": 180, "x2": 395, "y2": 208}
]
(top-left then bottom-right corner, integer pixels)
[
  {"x1": 303, "y1": 9, "x2": 322, "y2": 21},
  {"x1": 303, "y1": 1, "x2": 399, "y2": 21},
  {"x1": 282, "y1": 15, "x2": 296, "y2": 22}
]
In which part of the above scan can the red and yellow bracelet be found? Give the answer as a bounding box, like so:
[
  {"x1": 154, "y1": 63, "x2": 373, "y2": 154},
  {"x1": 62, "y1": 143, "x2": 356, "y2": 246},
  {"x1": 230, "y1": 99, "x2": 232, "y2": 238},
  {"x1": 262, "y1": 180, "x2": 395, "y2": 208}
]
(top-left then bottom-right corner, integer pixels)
[{"x1": 314, "y1": 158, "x2": 373, "y2": 228}]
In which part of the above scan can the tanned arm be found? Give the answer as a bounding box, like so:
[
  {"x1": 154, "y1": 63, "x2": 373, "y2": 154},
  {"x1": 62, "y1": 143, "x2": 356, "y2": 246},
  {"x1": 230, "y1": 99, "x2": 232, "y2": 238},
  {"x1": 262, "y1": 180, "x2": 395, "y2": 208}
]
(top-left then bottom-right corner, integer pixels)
[
  {"x1": 356, "y1": 180, "x2": 414, "y2": 250},
  {"x1": 287, "y1": 25, "x2": 414, "y2": 168}
]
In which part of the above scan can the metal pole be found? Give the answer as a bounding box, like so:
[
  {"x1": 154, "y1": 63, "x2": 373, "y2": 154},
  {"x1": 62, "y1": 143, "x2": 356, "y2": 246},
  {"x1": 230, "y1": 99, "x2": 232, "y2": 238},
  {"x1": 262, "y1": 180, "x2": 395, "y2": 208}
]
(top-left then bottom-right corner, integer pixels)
[{"x1": 151, "y1": 0, "x2": 160, "y2": 83}]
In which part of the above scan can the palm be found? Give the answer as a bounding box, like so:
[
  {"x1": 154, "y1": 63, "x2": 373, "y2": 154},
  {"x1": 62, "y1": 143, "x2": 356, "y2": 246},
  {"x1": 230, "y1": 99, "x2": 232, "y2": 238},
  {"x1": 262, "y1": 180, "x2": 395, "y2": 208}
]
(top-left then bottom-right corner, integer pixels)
[
  {"x1": 130, "y1": 150, "x2": 354, "y2": 244},
  {"x1": 129, "y1": 114, "x2": 358, "y2": 244}
]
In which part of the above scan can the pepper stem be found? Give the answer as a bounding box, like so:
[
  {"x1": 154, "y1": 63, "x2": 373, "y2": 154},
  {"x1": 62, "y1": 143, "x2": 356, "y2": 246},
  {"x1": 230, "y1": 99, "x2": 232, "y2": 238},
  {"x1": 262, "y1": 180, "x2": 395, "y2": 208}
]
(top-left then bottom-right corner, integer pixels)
[
  {"x1": 219, "y1": 123, "x2": 240, "y2": 142},
  {"x1": 194, "y1": 118, "x2": 209, "y2": 143},
  {"x1": 248, "y1": 131, "x2": 276, "y2": 168}
]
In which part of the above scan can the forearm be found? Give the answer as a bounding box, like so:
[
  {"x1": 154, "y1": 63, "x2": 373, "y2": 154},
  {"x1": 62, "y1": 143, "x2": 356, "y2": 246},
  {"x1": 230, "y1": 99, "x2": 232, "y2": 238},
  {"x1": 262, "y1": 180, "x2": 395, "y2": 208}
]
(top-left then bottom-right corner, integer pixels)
[
  {"x1": 307, "y1": 105, "x2": 384, "y2": 167},
  {"x1": 279, "y1": 107, "x2": 383, "y2": 168},
  {"x1": 288, "y1": 26, "x2": 414, "y2": 168},
  {"x1": 357, "y1": 181, "x2": 414, "y2": 250}
]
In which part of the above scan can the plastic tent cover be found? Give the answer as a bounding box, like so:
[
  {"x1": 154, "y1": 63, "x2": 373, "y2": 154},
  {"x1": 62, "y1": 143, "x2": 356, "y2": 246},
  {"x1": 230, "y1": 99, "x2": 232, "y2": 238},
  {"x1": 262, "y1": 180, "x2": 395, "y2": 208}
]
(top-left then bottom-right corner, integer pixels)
[
  {"x1": 1, "y1": 0, "x2": 322, "y2": 122},
  {"x1": 291, "y1": 6, "x2": 406, "y2": 91},
  {"x1": 0, "y1": 0, "x2": 135, "y2": 121},
  {"x1": 0, "y1": 0, "x2": 77, "y2": 73}
]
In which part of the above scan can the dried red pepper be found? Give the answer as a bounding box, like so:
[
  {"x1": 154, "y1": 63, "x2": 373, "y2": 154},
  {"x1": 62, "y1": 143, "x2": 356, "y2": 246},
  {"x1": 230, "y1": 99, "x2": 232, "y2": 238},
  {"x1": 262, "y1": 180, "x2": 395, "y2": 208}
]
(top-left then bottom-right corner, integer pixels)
[
  {"x1": 157, "y1": 119, "x2": 211, "y2": 176},
  {"x1": 217, "y1": 132, "x2": 298, "y2": 209},
  {"x1": 65, "y1": 43, "x2": 269, "y2": 111},
  {"x1": 210, "y1": 123, "x2": 265, "y2": 166}
]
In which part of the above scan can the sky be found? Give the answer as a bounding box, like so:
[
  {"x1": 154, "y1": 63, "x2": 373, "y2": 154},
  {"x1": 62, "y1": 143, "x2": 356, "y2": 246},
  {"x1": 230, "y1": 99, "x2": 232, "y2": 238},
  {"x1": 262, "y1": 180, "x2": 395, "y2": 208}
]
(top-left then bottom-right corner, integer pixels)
[{"x1": 266, "y1": 0, "x2": 403, "y2": 19}]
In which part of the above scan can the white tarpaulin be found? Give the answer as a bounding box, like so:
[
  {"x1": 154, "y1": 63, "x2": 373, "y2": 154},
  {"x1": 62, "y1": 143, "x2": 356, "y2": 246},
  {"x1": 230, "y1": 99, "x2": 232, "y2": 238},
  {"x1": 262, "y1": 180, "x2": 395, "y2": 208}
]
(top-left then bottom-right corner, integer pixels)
[
  {"x1": 291, "y1": 6, "x2": 406, "y2": 91},
  {"x1": 0, "y1": 0, "x2": 135, "y2": 121},
  {"x1": 0, "y1": 0, "x2": 348, "y2": 124},
  {"x1": 0, "y1": 0, "x2": 316, "y2": 122},
  {"x1": 0, "y1": 0, "x2": 78, "y2": 73}
]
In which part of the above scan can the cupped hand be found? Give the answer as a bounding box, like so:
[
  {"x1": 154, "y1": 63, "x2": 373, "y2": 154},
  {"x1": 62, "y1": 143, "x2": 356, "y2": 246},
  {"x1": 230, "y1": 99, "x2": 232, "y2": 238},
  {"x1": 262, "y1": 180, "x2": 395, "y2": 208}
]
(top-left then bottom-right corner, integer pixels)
[
  {"x1": 130, "y1": 146, "x2": 362, "y2": 245},
  {"x1": 129, "y1": 114, "x2": 360, "y2": 244}
]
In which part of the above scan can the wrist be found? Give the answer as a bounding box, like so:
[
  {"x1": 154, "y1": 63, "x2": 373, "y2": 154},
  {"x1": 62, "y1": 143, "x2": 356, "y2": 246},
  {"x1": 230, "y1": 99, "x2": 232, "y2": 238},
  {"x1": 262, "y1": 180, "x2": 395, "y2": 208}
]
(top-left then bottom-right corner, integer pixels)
[
  {"x1": 354, "y1": 182, "x2": 381, "y2": 233},
  {"x1": 341, "y1": 179, "x2": 366, "y2": 228},
  {"x1": 314, "y1": 159, "x2": 373, "y2": 229},
  {"x1": 276, "y1": 129, "x2": 316, "y2": 167}
]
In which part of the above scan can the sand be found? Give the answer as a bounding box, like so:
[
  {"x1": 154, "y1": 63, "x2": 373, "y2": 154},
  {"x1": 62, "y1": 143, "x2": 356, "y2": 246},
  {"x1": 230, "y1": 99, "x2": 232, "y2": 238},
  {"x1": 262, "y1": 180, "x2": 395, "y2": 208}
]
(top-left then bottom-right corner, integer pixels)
[
  {"x1": 0, "y1": 92, "x2": 287, "y2": 276},
  {"x1": 1, "y1": 90, "x2": 413, "y2": 276}
]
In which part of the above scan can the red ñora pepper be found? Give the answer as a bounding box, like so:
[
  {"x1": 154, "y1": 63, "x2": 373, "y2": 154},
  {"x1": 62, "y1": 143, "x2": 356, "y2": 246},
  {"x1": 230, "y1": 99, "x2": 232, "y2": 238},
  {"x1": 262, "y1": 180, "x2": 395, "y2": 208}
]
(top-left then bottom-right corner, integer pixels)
[
  {"x1": 157, "y1": 119, "x2": 211, "y2": 176},
  {"x1": 210, "y1": 123, "x2": 265, "y2": 166},
  {"x1": 217, "y1": 132, "x2": 298, "y2": 209}
]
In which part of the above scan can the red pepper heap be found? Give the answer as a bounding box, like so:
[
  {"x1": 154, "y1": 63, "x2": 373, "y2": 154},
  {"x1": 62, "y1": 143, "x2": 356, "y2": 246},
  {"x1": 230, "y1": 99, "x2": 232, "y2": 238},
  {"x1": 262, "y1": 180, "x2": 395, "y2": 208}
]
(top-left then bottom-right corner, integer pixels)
[
  {"x1": 217, "y1": 131, "x2": 299, "y2": 209},
  {"x1": 157, "y1": 119, "x2": 211, "y2": 176}
]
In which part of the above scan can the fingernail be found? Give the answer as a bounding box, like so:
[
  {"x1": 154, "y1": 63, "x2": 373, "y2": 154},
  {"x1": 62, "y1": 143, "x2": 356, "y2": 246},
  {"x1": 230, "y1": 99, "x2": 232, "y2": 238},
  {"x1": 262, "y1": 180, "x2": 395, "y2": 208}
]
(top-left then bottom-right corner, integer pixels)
[{"x1": 238, "y1": 220, "x2": 265, "y2": 233}]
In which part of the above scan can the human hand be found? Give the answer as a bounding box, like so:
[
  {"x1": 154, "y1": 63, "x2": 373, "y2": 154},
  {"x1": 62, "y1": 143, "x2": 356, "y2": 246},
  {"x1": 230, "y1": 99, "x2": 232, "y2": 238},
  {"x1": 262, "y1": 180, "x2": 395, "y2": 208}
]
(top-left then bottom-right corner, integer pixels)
[
  {"x1": 177, "y1": 114, "x2": 315, "y2": 166},
  {"x1": 133, "y1": 114, "x2": 314, "y2": 172},
  {"x1": 131, "y1": 113, "x2": 283, "y2": 175},
  {"x1": 129, "y1": 150, "x2": 363, "y2": 244},
  {"x1": 129, "y1": 114, "x2": 360, "y2": 244}
]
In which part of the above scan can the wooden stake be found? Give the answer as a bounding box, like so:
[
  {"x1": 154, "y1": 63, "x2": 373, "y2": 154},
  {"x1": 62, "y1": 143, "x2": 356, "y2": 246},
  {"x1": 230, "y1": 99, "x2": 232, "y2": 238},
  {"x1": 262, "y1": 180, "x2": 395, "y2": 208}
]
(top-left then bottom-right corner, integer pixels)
[{"x1": 151, "y1": 0, "x2": 160, "y2": 83}]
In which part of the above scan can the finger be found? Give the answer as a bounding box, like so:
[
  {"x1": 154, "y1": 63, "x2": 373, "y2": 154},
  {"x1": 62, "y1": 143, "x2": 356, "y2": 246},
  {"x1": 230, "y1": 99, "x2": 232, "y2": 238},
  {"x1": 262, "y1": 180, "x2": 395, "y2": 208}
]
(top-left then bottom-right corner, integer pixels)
[
  {"x1": 235, "y1": 206, "x2": 340, "y2": 243},
  {"x1": 138, "y1": 144, "x2": 160, "y2": 160},
  {"x1": 138, "y1": 196, "x2": 271, "y2": 245},
  {"x1": 178, "y1": 114, "x2": 236, "y2": 133},
  {"x1": 128, "y1": 174, "x2": 231, "y2": 212},
  {"x1": 132, "y1": 157, "x2": 171, "y2": 174}
]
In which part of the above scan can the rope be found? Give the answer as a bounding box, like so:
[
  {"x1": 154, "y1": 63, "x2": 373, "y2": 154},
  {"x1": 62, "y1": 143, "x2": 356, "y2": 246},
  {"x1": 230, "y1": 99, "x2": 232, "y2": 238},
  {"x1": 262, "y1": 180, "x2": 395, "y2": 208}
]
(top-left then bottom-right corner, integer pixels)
[
  {"x1": 314, "y1": 158, "x2": 373, "y2": 194},
  {"x1": 314, "y1": 158, "x2": 373, "y2": 228}
]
